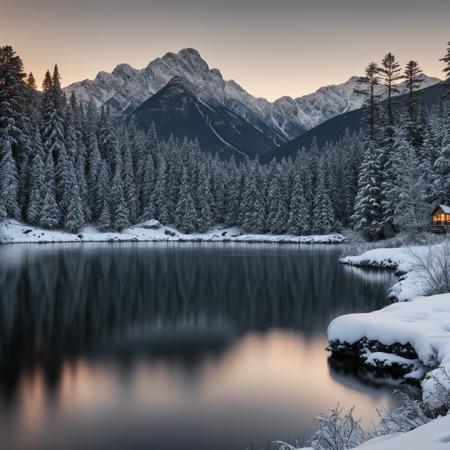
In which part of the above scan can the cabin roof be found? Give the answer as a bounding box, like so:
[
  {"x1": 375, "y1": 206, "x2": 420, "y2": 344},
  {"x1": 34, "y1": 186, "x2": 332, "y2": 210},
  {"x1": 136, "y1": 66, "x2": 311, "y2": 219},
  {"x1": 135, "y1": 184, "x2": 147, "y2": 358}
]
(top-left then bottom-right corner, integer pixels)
[{"x1": 433, "y1": 204, "x2": 450, "y2": 214}]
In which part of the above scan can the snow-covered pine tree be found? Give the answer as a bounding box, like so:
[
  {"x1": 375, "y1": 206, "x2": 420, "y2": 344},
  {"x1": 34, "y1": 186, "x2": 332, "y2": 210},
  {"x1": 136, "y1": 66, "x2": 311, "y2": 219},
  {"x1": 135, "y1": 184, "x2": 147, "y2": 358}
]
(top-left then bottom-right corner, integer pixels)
[
  {"x1": 121, "y1": 131, "x2": 138, "y2": 223},
  {"x1": 0, "y1": 131, "x2": 20, "y2": 218},
  {"x1": 64, "y1": 96, "x2": 79, "y2": 164},
  {"x1": 196, "y1": 166, "x2": 214, "y2": 232},
  {"x1": 240, "y1": 165, "x2": 265, "y2": 233},
  {"x1": 39, "y1": 150, "x2": 60, "y2": 229},
  {"x1": 95, "y1": 160, "x2": 110, "y2": 222},
  {"x1": 440, "y1": 41, "x2": 450, "y2": 100},
  {"x1": 0, "y1": 46, "x2": 29, "y2": 218},
  {"x1": 341, "y1": 132, "x2": 363, "y2": 226},
  {"x1": 403, "y1": 60, "x2": 425, "y2": 147},
  {"x1": 378, "y1": 53, "x2": 403, "y2": 141},
  {"x1": 175, "y1": 167, "x2": 196, "y2": 233},
  {"x1": 266, "y1": 166, "x2": 285, "y2": 233},
  {"x1": 64, "y1": 160, "x2": 84, "y2": 233},
  {"x1": 312, "y1": 161, "x2": 335, "y2": 234},
  {"x1": 224, "y1": 163, "x2": 242, "y2": 227},
  {"x1": 26, "y1": 129, "x2": 45, "y2": 224},
  {"x1": 352, "y1": 143, "x2": 384, "y2": 240},
  {"x1": 98, "y1": 107, "x2": 119, "y2": 172},
  {"x1": 287, "y1": 172, "x2": 310, "y2": 235},
  {"x1": 0, "y1": 194, "x2": 6, "y2": 221},
  {"x1": 109, "y1": 153, "x2": 130, "y2": 232},
  {"x1": 378, "y1": 54, "x2": 403, "y2": 236},
  {"x1": 98, "y1": 202, "x2": 111, "y2": 231},
  {"x1": 153, "y1": 154, "x2": 169, "y2": 224},
  {"x1": 210, "y1": 155, "x2": 226, "y2": 223},
  {"x1": 140, "y1": 153, "x2": 156, "y2": 221},
  {"x1": 355, "y1": 62, "x2": 381, "y2": 142},
  {"x1": 392, "y1": 135, "x2": 430, "y2": 231},
  {"x1": 76, "y1": 149, "x2": 90, "y2": 222},
  {"x1": 433, "y1": 104, "x2": 450, "y2": 204}
]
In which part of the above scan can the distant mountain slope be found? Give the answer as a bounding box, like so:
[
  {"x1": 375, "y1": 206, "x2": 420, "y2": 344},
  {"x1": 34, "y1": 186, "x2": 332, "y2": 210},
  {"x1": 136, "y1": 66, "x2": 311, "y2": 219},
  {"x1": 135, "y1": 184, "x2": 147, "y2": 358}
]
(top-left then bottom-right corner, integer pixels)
[
  {"x1": 263, "y1": 82, "x2": 448, "y2": 162},
  {"x1": 130, "y1": 77, "x2": 277, "y2": 159},
  {"x1": 64, "y1": 48, "x2": 440, "y2": 146}
]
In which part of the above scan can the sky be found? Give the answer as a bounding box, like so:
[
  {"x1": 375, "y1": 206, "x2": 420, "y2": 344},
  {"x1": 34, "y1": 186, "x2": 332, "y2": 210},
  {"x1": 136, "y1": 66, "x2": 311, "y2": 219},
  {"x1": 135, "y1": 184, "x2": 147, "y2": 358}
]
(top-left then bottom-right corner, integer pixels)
[{"x1": 2, "y1": 0, "x2": 450, "y2": 100}]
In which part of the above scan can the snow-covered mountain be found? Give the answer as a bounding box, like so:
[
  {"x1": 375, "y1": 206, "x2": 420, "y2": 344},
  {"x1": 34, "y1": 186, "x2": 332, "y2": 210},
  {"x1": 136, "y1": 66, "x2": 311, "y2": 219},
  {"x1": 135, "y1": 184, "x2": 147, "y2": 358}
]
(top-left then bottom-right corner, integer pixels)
[
  {"x1": 64, "y1": 48, "x2": 440, "y2": 142},
  {"x1": 130, "y1": 76, "x2": 277, "y2": 159}
]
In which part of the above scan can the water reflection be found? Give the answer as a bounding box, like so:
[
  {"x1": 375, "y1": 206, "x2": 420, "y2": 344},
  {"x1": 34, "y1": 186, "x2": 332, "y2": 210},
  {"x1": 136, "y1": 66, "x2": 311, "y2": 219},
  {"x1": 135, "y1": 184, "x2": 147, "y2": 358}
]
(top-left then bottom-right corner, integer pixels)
[{"x1": 0, "y1": 243, "x2": 396, "y2": 450}]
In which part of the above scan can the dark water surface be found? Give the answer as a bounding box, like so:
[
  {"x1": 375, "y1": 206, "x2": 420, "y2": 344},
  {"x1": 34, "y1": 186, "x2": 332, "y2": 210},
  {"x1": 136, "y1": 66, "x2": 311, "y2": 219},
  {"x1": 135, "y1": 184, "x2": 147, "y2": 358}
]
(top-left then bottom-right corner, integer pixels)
[{"x1": 0, "y1": 243, "x2": 397, "y2": 450}]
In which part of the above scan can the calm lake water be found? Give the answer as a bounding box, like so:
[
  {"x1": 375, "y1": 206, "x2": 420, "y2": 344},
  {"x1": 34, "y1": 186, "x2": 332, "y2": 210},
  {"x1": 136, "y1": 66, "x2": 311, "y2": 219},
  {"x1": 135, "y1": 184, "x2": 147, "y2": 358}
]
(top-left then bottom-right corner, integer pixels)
[{"x1": 0, "y1": 243, "x2": 398, "y2": 450}]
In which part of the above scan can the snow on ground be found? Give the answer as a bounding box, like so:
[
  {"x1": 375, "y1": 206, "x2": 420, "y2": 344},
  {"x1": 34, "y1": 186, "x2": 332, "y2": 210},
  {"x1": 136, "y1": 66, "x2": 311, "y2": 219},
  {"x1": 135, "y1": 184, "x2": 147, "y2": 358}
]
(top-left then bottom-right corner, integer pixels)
[
  {"x1": 340, "y1": 245, "x2": 437, "y2": 301},
  {"x1": 356, "y1": 413, "x2": 450, "y2": 450},
  {"x1": 0, "y1": 220, "x2": 346, "y2": 245},
  {"x1": 294, "y1": 413, "x2": 450, "y2": 450},
  {"x1": 327, "y1": 242, "x2": 450, "y2": 448},
  {"x1": 332, "y1": 242, "x2": 450, "y2": 410}
]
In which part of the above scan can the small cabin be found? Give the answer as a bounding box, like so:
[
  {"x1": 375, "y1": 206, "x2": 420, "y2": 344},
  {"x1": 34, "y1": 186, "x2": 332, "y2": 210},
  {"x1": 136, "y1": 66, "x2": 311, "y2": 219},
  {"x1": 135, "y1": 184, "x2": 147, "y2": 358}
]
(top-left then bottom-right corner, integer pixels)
[{"x1": 432, "y1": 204, "x2": 450, "y2": 226}]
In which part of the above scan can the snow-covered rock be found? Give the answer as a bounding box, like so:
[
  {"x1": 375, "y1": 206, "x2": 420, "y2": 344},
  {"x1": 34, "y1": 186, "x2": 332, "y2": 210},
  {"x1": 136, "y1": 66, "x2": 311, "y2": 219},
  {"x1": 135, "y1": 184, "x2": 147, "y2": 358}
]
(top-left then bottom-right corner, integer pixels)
[
  {"x1": 328, "y1": 287, "x2": 450, "y2": 409},
  {"x1": 0, "y1": 220, "x2": 346, "y2": 245},
  {"x1": 63, "y1": 48, "x2": 440, "y2": 141}
]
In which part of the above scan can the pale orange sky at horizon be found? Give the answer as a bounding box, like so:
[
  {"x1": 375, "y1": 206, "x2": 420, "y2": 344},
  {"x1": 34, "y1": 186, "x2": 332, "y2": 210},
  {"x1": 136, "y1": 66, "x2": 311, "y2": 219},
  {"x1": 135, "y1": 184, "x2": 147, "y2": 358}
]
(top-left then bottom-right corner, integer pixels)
[{"x1": 2, "y1": 0, "x2": 450, "y2": 100}]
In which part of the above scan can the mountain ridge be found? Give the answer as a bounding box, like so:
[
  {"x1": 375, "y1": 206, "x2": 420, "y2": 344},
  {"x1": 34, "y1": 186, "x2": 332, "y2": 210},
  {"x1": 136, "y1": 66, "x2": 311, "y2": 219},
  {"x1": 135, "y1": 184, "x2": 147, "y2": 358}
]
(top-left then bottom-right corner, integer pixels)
[
  {"x1": 130, "y1": 75, "x2": 278, "y2": 159},
  {"x1": 263, "y1": 81, "x2": 448, "y2": 162},
  {"x1": 64, "y1": 47, "x2": 440, "y2": 145}
]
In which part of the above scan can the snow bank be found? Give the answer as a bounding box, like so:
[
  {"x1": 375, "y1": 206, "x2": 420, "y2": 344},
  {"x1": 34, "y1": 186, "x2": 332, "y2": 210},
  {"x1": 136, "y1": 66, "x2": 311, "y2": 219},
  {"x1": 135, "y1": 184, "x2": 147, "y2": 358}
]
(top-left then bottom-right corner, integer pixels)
[
  {"x1": 293, "y1": 410, "x2": 450, "y2": 450},
  {"x1": 0, "y1": 220, "x2": 346, "y2": 245},
  {"x1": 356, "y1": 414, "x2": 450, "y2": 450},
  {"x1": 328, "y1": 293, "x2": 450, "y2": 409},
  {"x1": 340, "y1": 245, "x2": 438, "y2": 301}
]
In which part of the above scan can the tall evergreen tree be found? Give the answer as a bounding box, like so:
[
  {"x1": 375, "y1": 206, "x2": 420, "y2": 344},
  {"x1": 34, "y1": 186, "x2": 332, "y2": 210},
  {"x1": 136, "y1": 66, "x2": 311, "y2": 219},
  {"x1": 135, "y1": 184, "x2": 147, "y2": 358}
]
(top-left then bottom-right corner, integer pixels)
[
  {"x1": 312, "y1": 162, "x2": 335, "y2": 234},
  {"x1": 440, "y1": 41, "x2": 450, "y2": 100},
  {"x1": 356, "y1": 62, "x2": 381, "y2": 142},
  {"x1": 378, "y1": 53, "x2": 403, "y2": 139},
  {"x1": 353, "y1": 143, "x2": 384, "y2": 240},
  {"x1": 39, "y1": 150, "x2": 60, "y2": 229},
  {"x1": 287, "y1": 173, "x2": 310, "y2": 235},
  {"x1": 26, "y1": 129, "x2": 45, "y2": 224},
  {"x1": 95, "y1": 160, "x2": 110, "y2": 222},
  {"x1": 0, "y1": 45, "x2": 30, "y2": 210},
  {"x1": 175, "y1": 167, "x2": 196, "y2": 233},
  {"x1": 64, "y1": 160, "x2": 84, "y2": 233},
  {"x1": 196, "y1": 167, "x2": 214, "y2": 232},
  {"x1": 0, "y1": 131, "x2": 20, "y2": 218},
  {"x1": 109, "y1": 154, "x2": 129, "y2": 231},
  {"x1": 404, "y1": 60, "x2": 425, "y2": 147}
]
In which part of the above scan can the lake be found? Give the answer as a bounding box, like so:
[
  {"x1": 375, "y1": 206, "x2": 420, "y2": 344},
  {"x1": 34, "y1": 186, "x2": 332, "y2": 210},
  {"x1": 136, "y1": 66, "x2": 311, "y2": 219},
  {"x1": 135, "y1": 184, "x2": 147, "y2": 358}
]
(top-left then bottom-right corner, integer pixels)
[{"x1": 0, "y1": 243, "x2": 398, "y2": 450}]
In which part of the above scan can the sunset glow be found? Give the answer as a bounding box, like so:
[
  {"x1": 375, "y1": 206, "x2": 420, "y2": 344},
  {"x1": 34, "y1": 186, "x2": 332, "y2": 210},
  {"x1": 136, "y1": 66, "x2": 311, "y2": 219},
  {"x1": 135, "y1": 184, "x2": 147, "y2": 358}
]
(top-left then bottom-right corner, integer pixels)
[{"x1": 3, "y1": 0, "x2": 449, "y2": 99}]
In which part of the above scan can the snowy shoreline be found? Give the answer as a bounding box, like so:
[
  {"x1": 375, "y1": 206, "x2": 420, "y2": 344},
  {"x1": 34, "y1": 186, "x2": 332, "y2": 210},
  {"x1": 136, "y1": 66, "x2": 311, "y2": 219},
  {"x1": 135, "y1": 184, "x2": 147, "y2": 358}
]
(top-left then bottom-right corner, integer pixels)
[
  {"x1": 325, "y1": 244, "x2": 450, "y2": 449},
  {"x1": 331, "y1": 244, "x2": 450, "y2": 409},
  {"x1": 0, "y1": 220, "x2": 346, "y2": 246},
  {"x1": 340, "y1": 246, "x2": 430, "y2": 301}
]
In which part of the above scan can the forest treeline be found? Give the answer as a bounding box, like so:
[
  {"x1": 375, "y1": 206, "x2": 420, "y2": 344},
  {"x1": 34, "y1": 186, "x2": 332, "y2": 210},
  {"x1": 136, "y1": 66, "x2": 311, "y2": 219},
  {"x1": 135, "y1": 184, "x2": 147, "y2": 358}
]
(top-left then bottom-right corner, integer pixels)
[{"x1": 0, "y1": 44, "x2": 449, "y2": 239}]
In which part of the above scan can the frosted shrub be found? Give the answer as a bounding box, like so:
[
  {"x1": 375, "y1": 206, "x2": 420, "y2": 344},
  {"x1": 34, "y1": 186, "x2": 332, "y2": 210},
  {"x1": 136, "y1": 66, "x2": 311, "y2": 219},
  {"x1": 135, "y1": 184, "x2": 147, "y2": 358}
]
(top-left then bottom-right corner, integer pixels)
[
  {"x1": 422, "y1": 367, "x2": 450, "y2": 414},
  {"x1": 275, "y1": 390, "x2": 439, "y2": 450},
  {"x1": 407, "y1": 242, "x2": 450, "y2": 295},
  {"x1": 376, "y1": 390, "x2": 430, "y2": 435},
  {"x1": 309, "y1": 406, "x2": 372, "y2": 450}
]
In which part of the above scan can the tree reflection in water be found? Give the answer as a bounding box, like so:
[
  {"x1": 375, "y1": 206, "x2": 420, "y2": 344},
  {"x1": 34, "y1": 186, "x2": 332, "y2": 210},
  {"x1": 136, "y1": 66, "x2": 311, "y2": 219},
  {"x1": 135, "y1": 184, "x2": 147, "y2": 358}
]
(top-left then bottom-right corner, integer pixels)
[{"x1": 0, "y1": 243, "x2": 396, "y2": 450}]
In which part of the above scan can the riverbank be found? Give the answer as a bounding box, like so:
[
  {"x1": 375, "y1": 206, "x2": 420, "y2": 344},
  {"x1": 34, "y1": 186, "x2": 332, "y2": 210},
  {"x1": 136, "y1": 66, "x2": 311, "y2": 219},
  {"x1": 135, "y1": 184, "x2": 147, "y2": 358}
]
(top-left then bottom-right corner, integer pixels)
[
  {"x1": 325, "y1": 242, "x2": 450, "y2": 449},
  {"x1": 0, "y1": 219, "x2": 346, "y2": 245}
]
